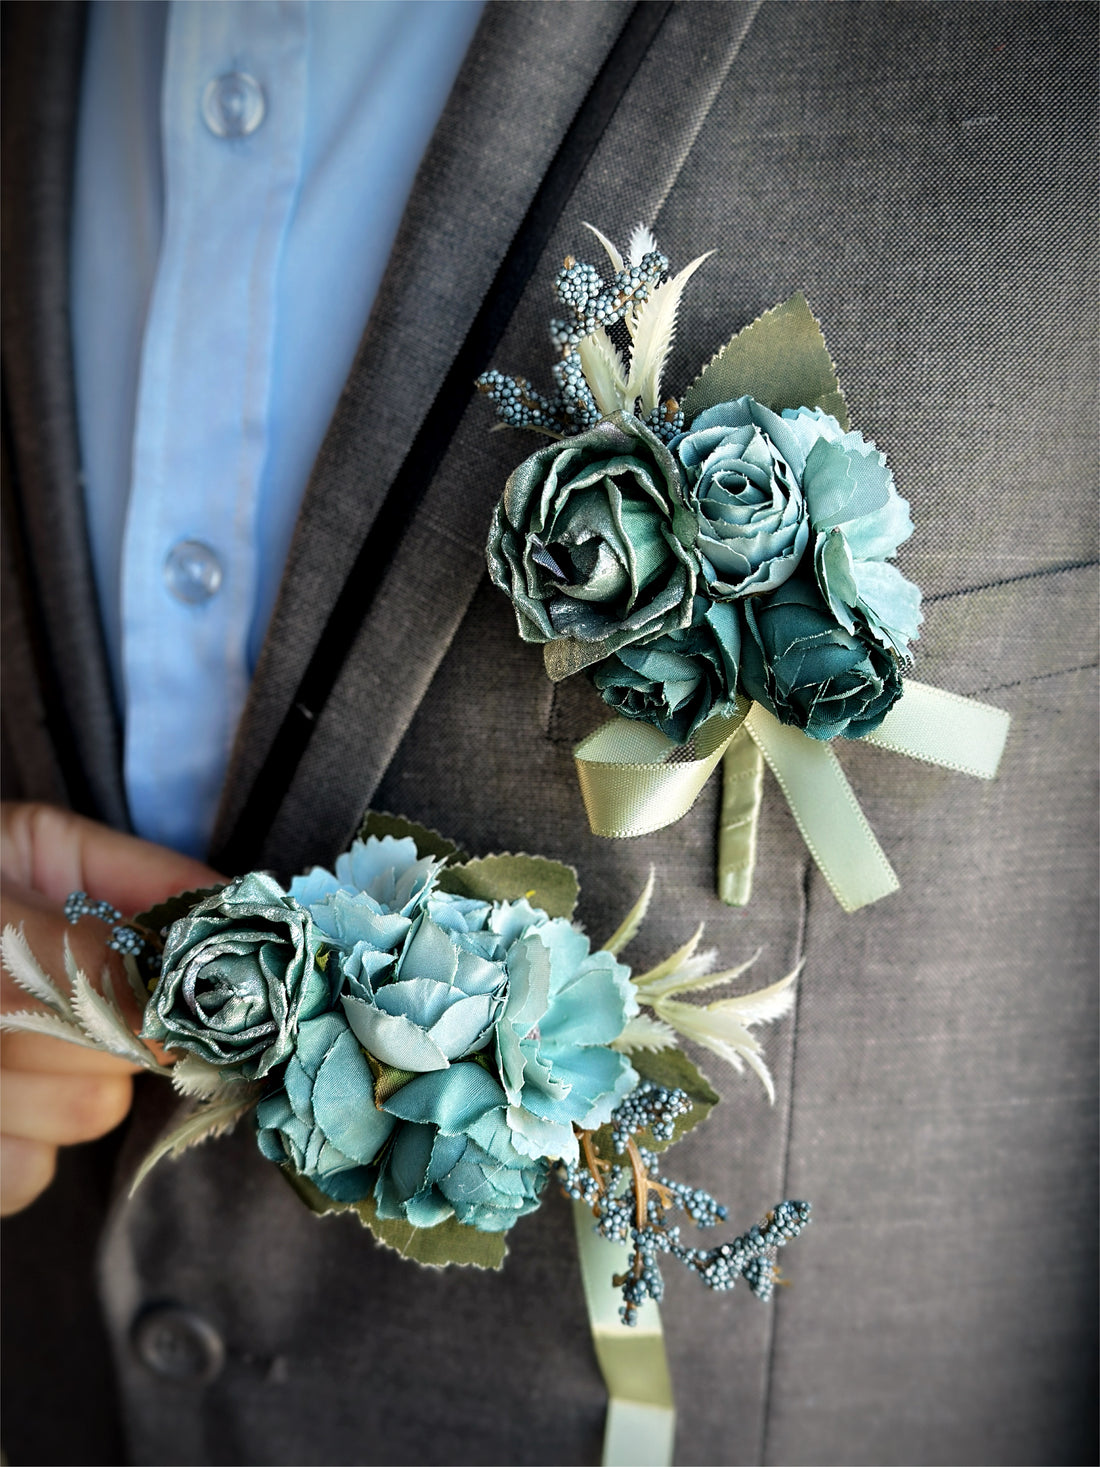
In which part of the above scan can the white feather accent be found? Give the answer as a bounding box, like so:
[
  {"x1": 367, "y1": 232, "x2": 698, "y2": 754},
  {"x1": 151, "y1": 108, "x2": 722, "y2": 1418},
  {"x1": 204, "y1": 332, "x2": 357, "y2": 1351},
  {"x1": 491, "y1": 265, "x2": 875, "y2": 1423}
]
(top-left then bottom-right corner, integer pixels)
[
  {"x1": 648, "y1": 968, "x2": 800, "y2": 1103},
  {"x1": 577, "y1": 330, "x2": 630, "y2": 416},
  {"x1": 0, "y1": 1009, "x2": 103, "y2": 1048},
  {"x1": 613, "y1": 1013, "x2": 678, "y2": 1053},
  {"x1": 582, "y1": 221, "x2": 624, "y2": 274},
  {"x1": 627, "y1": 223, "x2": 658, "y2": 265},
  {"x1": 69, "y1": 963, "x2": 166, "y2": 1069},
  {"x1": 172, "y1": 1053, "x2": 234, "y2": 1100},
  {"x1": 1, "y1": 923, "x2": 72, "y2": 1017},
  {"x1": 129, "y1": 1093, "x2": 255, "y2": 1196},
  {"x1": 625, "y1": 252, "x2": 713, "y2": 414},
  {"x1": 601, "y1": 867, "x2": 656, "y2": 955},
  {"x1": 630, "y1": 925, "x2": 706, "y2": 997}
]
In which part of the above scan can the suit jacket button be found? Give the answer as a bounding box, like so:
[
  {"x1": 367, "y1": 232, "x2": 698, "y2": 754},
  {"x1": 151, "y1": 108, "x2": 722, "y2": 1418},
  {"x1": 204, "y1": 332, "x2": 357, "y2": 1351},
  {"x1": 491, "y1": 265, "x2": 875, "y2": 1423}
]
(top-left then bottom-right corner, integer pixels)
[{"x1": 131, "y1": 1305, "x2": 225, "y2": 1383}]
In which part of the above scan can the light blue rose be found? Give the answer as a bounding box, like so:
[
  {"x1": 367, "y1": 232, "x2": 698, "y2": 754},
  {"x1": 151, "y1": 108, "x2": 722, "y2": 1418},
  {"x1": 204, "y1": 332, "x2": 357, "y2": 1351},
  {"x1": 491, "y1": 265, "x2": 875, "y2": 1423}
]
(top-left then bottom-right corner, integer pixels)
[
  {"x1": 494, "y1": 916, "x2": 638, "y2": 1164},
  {"x1": 289, "y1": 835, "x2": 444, "y2": 956},
  {"x1": 339, "y1": 907, "x2": 509, "y2": 1072},
  {"x1": 781, "y1": 406, "x2": 922, "y2": 656},
  {"x1": 673, "y1": 396, "x2": 810, "y2": 599},
  {"x1": 255, "y1": 1010, "x2": 395, "y2": 1202},
  {"x1": 375, "y1": 1064, "x2": 547, "y2": 1231}
]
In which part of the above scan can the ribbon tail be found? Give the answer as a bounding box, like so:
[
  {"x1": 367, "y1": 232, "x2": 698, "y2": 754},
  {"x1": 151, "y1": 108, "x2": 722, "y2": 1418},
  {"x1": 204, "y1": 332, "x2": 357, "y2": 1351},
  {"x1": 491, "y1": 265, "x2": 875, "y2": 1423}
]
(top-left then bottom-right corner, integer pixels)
[
  {"x1": 864, "y1": 679, "x2": 1010, "y2": 777},
  {"x1": 745, "y1": 704, "x2": 900, "y2": 913},
  {"x1": 718, "y1": 725, "x2": 764, "y2": 907},
  {"x1": 573, "y1": 1201, "x2": 676, "y2": 1467}
]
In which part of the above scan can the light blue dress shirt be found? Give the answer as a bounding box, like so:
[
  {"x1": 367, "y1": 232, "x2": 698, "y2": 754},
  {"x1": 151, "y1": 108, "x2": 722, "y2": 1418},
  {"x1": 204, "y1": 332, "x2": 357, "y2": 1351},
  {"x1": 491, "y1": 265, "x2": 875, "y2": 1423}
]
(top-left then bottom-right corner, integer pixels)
[{"x1": 71, "y1": 0, "x2": 484, "y2": 857}]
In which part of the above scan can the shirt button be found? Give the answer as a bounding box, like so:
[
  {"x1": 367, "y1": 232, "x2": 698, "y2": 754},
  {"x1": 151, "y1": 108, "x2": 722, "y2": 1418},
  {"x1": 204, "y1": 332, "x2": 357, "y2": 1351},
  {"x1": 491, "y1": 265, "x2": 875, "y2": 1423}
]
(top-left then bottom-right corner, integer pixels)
[
  {"x1": 201, "y1": 71, "x2": 265, "y2": 138},
  {"x1": 131, "y1": 1305, "x2": 226, "y2": 1383},
  {"x1": 164, "y1": 539, "x2": 223, "y2": 604}
]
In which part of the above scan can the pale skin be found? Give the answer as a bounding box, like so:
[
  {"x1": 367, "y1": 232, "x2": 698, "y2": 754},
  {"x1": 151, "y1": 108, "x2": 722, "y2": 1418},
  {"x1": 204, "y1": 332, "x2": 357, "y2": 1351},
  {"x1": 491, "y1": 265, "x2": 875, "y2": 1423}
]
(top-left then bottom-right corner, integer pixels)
[{"x1": 0, "y1": 802, "x2": 219, "y2": 1215}]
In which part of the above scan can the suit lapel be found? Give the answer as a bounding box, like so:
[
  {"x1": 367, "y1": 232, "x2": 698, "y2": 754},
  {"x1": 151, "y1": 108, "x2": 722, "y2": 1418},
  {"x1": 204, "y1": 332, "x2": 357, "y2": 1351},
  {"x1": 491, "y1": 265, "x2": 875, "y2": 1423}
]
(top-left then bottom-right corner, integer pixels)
[
  {"x1": 1, "y1": 0, "x2": 128, "y2": 827},
  {"x1": 212, "y1": 0, "x2": 638, "y2": 864},
  {"x1": 215, "y1": 0, "x2": 764, "y2": 875}
]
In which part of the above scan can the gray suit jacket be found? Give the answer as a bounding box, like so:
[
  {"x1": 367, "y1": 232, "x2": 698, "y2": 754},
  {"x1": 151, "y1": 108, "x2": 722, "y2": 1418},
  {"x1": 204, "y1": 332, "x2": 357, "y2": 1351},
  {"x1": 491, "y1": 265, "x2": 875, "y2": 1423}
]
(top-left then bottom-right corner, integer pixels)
[{"x1": 3, "y1": 3, "x2": 1097, "y2": 1464}]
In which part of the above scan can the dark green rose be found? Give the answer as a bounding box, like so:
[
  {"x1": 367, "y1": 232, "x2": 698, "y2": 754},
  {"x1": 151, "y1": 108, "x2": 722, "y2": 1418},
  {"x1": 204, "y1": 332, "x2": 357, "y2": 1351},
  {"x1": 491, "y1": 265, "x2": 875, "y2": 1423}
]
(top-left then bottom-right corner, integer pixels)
[
  {"x1": 486, "y1": 411, "x2": 697, "y2": 680},
  {"x1": 144, "y1": 872, "x2": 327, "y2": 1080},
  {"x1": 739, "y1": 575, "x2": 902, "y2": 741},
  {"x1": 591, "y1": 596, "x2": 741, "y2": 744}
]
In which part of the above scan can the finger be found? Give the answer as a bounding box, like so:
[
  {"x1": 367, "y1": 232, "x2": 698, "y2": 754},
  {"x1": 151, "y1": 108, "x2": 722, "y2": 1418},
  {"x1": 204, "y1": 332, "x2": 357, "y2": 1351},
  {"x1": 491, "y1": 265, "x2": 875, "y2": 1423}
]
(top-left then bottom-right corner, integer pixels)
[
  {"x1": 0, "y1": 1135, "x2": 57, "y2": 1216},
  {"x1": 1, "y1": 1030, "x2": 143, "y2": 1076},
  {"x1": 0, "y1": 1070, "x2": 134, "y2": 1145},
  {"x1": 1, "y1": 802, "x2": 221, "y2": 908}
]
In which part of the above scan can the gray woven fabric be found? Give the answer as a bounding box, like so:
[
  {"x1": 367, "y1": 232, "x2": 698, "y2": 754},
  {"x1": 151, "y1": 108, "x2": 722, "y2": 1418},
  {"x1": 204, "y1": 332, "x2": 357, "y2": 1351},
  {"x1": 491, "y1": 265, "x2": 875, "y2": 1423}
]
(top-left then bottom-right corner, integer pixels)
[
  {"x1": 0, "y1": 0, "x2": 127, "y2": 826},
  {"x1": 2, "y1": 4, "x2": 1097, "y2": 1465}
]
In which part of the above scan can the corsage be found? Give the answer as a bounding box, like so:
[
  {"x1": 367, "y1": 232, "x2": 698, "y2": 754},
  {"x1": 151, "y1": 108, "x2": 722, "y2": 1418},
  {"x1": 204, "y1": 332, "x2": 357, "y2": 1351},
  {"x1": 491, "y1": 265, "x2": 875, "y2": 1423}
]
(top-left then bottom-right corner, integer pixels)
[
  {"x1": 2, "y1": 816, "x2": 808, "y2": 1466},
  {"x1": 478, "y1": 225, "x2": 1010, "y2": 910}
]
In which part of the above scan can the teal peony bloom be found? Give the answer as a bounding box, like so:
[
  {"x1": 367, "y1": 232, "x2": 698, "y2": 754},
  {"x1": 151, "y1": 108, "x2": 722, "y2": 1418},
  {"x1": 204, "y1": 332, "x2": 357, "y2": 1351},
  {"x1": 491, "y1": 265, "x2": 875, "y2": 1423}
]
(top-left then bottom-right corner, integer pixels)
[
  {"x1": 486, "y1": 411, "x2": 698, "y2": 681},
  {"x1": 673, "y1": 397, "x2": 810, "y2": 599},
  {"x1": 781, "y1": 406, "x2": 922, "y2": 656},
  {"x1": 375, "y1": 1064, "x2": 547, "y2": 1231},
  {"x1": 255, "y1": 1011, "x2": 394, "y2": 1202},
  {"x1": 144, "y1": 873, "x2": 327, "y2": 1080},
  {"x1": 339, "y1": 906, "x2": 509, "y2": 1072},
  {"x1": 289, "y1": 835, "x2": 443, "y2": 958},
  {"x1": 591, "y1": 595, "x2": 741, "y2": 744},
  {"x1": 740, "y1": 574, "x2": 903, "y2": 740},
  {"x1": 494, "y1": 914, "x2": 638, "y2": 1164}
]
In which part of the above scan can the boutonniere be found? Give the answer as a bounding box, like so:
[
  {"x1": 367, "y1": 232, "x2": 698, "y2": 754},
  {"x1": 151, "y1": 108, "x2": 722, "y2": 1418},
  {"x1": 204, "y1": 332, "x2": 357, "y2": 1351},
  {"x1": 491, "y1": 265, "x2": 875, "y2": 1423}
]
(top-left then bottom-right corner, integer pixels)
[
  {"x1": 478, "y1": 226, "x2": 1010, "y2": 910},
  {"x1": 2, "y1": 819, "x2": 808, "y2": 1462}
]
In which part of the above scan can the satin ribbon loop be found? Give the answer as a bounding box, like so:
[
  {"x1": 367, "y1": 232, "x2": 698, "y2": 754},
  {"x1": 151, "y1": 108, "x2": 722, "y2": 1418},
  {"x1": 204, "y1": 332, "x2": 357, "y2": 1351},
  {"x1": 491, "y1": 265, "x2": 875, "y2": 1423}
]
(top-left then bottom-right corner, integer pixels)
[
  {"x1": 573, "y1": 1202, "x2": 676, "y2": 1467},
  {"x1": 575, "y1": 681, "x2": 1010, "y2": 913},
  {"x1": 575, "y1": 698, "x2": 750, "y2": 838}
]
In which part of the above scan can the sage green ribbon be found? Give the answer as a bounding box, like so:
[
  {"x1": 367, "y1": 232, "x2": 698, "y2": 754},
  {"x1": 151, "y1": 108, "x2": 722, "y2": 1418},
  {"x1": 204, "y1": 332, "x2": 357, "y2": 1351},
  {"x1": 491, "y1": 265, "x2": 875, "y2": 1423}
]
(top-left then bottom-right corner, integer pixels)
[
  {"x1": 573, "y1": 1201, "x2": 676, "y2": 1467},
  {"x1": 575, "y1": 680, "x2": 1010, "y2": 913}
]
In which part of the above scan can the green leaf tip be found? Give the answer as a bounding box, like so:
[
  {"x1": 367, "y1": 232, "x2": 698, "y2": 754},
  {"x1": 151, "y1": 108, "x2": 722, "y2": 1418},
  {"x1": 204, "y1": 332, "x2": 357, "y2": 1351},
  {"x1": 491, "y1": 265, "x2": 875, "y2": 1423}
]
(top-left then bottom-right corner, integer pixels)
[
  {"x1": 359, "y1": 811, "x2": 466, "y2": 865},
  {"x1": 682, "y1": 292, "x2": 850, "y2": 430},
  {"x1": 281, "y1": 1169, "x2": 508, "y2": 1270},
  {"x1": 437, "y1": 853, "x2": 579, "y2": 920}
]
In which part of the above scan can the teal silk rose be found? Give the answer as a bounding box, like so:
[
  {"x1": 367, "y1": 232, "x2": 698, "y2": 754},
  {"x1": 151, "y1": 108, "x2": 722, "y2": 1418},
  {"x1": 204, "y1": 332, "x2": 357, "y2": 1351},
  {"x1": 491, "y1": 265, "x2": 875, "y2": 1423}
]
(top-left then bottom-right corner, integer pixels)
[
  {"x1": 591, "y1": 596, "x2": 741, "y2": 744},
  {"x1": 486, "y1": 411, "x2": 698, "y2": 681},
  {"x1": 780, "y1": 406, "x2": 922, "y2": 656},
  {"x1": 144, "y1": 872, "x2": 326, "y2": 1080},
  {"x1": 673, "y1": 397, "x2": 810, "y2": 599},
  {"x1": 255, "y1": 1010, "x2": 394, "y2": 1202},
  {"x1": 376, "y1": 1064, "x2": 548, "y2": 1231},
  {"x1": 739, "y1": 575, "x2": 903, "y2": 740}
]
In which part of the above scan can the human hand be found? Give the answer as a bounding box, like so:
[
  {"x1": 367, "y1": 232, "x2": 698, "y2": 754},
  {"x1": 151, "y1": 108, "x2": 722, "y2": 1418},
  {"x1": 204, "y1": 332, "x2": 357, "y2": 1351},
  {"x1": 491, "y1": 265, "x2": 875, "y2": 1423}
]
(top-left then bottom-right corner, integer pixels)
[{"x1": 1, "y1": 802, "x2": 219, "y2": 1215}]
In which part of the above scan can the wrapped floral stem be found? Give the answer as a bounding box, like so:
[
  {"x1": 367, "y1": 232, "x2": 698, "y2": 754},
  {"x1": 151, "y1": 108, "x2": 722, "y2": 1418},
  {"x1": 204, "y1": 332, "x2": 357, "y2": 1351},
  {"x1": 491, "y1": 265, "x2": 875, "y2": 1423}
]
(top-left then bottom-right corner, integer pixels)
[{"x1": 718, "y1": 726, "x2": 764, "y2": 907}]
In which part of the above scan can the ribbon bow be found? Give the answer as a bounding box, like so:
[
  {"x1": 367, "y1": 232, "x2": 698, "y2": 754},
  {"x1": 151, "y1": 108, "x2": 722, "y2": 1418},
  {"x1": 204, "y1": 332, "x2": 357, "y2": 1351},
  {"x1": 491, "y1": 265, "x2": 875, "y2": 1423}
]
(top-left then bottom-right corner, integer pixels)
[{"x1": 575, "y1": 681, "x2": 1010, "y2": 912}]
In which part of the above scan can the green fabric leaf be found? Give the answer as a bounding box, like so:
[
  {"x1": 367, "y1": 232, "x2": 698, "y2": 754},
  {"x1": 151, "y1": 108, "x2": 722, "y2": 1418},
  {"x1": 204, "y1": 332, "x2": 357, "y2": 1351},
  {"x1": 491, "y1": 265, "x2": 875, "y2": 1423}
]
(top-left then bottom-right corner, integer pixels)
[
  {"x1": 132, "y1": 886, "x2": 228, "y2": 938},
  {"x1": 682, "y1": 293, "x2": 850, "y2": 430},
  {"x1": 437, "y1": 854, "x2": 579, "y2": 920},
  {"x1": 282, "y1": 1169, "x2": 508, "y2": 1270},
  {"x1": 359, "y1": 811, "x2": 466, "y2": 865}
]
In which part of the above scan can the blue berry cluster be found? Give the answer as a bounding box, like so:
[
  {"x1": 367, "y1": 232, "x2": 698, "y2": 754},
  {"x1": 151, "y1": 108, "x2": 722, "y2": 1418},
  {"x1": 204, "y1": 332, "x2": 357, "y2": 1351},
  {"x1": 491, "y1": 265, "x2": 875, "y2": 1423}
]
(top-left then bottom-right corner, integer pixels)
[
  {"x1": 64, "y1": 889, "x2": 156, "y2": 963},
  {"x1": 477, "y1": 245, "x2": 669, "y2": 438},
  {"x1": 561, "y1": 1080, "x2": 811, "y2": 1325}
]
